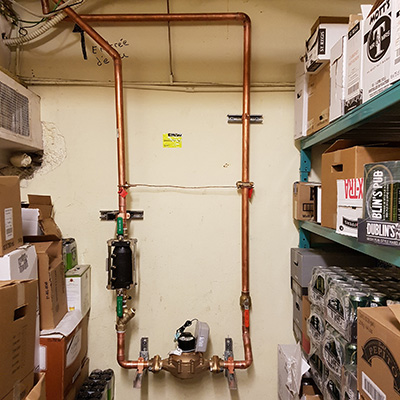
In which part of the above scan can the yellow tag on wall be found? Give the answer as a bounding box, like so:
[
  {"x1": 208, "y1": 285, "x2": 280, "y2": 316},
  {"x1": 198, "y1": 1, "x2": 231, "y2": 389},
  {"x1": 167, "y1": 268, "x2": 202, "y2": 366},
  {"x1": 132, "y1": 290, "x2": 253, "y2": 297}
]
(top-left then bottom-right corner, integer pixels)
[{"x1": 163, "y1": 133, "x2": 182, "y2": 148}]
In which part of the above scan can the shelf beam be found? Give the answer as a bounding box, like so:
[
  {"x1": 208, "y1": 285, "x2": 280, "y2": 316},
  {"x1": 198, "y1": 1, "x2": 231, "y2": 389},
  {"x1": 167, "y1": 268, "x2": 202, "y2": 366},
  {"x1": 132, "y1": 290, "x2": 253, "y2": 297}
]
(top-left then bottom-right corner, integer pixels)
[{"x1": 298, "y1": 221, "x2": 400, "y2": 267}]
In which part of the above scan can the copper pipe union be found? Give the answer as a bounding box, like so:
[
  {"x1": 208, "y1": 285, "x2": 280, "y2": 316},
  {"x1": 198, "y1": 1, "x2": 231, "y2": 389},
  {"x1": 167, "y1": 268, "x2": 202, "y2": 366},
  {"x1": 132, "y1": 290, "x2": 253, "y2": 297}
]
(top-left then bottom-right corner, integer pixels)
[
  {"x1": 209, "y1": 355, "x2": 223, "y2": 373},
  {"x1": 150, "y1": 355, "x2": 163, "y2": 373}
]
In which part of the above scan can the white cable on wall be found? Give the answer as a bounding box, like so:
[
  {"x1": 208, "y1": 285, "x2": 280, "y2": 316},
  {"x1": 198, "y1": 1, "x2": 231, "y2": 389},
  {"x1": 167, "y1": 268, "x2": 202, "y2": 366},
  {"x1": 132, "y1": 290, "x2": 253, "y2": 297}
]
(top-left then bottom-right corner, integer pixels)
[{"x1": 3, "y1": 1, "x2": 84, "y2": 46}]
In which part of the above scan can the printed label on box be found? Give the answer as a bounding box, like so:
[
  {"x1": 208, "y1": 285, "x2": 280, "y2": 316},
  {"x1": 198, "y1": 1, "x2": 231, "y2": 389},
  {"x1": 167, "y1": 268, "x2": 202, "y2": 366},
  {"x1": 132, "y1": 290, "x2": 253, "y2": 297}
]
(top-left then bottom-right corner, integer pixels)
[
  {"x1": 66, "y1": 328, "x2": 82, "y2": 368},
  {"x1": 4, "y1": 208, "x2": 13, "y2": 241}
]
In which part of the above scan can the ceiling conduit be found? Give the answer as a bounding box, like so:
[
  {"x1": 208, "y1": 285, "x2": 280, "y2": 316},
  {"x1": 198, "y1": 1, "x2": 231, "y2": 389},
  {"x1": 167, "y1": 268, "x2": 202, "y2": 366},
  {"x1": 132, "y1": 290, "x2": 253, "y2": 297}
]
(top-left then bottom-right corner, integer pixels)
[{"x1": 41, "y1": 0, "x2": 253, "y2": 382}]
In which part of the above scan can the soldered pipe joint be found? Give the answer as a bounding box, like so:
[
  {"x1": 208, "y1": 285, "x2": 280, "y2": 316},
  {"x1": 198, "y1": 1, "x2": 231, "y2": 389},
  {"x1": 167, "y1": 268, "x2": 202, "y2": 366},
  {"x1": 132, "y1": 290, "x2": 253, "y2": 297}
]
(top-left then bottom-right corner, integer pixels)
[{"x1": 240, "y1": 292, "x2": 252, "y2": 311}]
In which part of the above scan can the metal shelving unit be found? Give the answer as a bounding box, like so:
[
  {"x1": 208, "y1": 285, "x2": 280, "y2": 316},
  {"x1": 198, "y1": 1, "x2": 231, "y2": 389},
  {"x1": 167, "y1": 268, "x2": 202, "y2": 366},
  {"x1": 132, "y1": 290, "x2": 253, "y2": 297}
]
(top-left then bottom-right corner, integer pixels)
[
  {"x1": 298, "y1": 81, "x2": 400, "y2": 265},
  {"x1": 298, "y1": 221, "x2": 400, "y2": 267}
]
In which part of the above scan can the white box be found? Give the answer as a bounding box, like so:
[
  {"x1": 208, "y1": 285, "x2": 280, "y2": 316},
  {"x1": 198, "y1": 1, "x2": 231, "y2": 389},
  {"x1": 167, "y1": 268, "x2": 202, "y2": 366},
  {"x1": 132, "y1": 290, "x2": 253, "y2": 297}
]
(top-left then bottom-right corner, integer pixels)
[
  {"x1": 336, "y1": 178, "x2": 363, "y2": 237},
  {"x1": 22, "y1": 208, "x2": 42, "y2": 236},
  {"x1": 330, "y1": 36, "x2": 347, "y2": 121},
  {"x1": 305, "y1": 17, "x2": 348, "y2": 74},
  {"x1": 345, "y1": 18, "x2": 364, "y2": 112},
  {"x1": 362, "y1": 2, "x2": 392, "y2": 102},
  {"x1": 390, "y1": 0, "x2": 400, "y2": 83},
  {"x1": 0, "y1": 243, "x2": 38, "y2": 280},
  {"x1": 65, "y1": 265, "x2": 91, "y2": 316},
  {"x1": 294, "y1": 61, "x2": 308, "y2": 140}
]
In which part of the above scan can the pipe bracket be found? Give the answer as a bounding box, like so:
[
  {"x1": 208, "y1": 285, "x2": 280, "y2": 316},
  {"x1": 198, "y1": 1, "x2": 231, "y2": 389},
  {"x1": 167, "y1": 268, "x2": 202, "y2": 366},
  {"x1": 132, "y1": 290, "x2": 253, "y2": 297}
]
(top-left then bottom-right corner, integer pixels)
[{"x1": 236, "y1": 181, "x2": 254, "y2": 190}]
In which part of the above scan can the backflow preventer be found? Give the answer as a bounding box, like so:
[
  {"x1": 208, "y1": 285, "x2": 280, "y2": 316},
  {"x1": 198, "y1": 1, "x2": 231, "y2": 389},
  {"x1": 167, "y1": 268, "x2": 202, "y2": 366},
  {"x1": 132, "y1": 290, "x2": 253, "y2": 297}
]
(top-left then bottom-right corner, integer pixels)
[{"x1": 40, "y1": 3, "x2": 255, "y2": 390}]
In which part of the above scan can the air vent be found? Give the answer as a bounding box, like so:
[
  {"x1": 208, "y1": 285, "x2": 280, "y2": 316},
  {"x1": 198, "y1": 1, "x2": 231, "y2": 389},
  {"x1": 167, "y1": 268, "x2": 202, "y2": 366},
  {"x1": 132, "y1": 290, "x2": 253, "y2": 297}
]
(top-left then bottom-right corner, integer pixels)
[
  {"x1": 0, "y1": 70, "x2": 42, "y2": 152},
  {"x1": 0, "y1": 82, "x2": 30, "y2": 137}
]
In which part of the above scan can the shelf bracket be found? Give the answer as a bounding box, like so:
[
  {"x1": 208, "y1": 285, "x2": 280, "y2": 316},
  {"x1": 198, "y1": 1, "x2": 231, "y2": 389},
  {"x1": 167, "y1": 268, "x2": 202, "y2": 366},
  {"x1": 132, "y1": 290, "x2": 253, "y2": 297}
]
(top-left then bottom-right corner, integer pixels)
[
  {"x1": 299, "y1": 149, "x2": 311, "y2": 182},
  {"x1": 299, "y1": 227, "x2": 310, "y2": 248}
]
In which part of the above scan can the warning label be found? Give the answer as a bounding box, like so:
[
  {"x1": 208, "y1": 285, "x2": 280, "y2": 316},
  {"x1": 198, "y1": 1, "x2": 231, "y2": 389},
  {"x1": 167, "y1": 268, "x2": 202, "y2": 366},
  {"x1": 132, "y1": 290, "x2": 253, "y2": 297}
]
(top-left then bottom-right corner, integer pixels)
[{"x1": 163, "y1": 133, "x2": 182, "y2": 148}]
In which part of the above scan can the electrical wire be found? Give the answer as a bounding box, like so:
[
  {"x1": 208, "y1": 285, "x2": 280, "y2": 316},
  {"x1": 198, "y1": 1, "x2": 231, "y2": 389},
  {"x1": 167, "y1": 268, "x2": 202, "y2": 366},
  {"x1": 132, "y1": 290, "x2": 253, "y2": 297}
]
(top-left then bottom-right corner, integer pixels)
[
  {"x1": 124, "y1": 183, "x2": 237, "y2": 190},
  {"x1": 8, "y1": 0, "x2": 80, "y2": 18},
  {"x1": 3, "y1": 0, "x2": 84, "y2": 46}
]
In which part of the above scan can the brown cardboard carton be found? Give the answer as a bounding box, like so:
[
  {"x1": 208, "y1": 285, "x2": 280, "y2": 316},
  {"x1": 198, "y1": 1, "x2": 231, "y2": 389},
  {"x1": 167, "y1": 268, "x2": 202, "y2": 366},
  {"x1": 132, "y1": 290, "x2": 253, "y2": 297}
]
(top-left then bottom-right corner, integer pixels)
[
  {"x1": 34, "y1": 241, "x2": 67, "y2": 329},
  {"x1": 25, "y1": 195, "x2": 62, "y2": 242},
  {"x1": 358, "y1": 305, "x2": 400, "y2": 400},
  {"x1": 0, "y1": 279, "x2": 37, "y2": 400},
  {"x1": 307, "y1": 64, "x2": 330, "y2": 135},
  {"x1": 0, "y1": 177, "x2": 23, "y2": 256},
  {"x1": 25, "y1": 373, "x2": 46, "y2": 400},
  {"x1": 293, "y1": 182, "x2": 320, "y2": 220},
  {"x1": 40, "y1": 313, "x2": 89, "y2": 400},
  {"x1": 64, "y1": 357, "x2": 89, "y2": 400},
  {"x1": 321, "y1": 140, "x2": 400, "y2": 229}
]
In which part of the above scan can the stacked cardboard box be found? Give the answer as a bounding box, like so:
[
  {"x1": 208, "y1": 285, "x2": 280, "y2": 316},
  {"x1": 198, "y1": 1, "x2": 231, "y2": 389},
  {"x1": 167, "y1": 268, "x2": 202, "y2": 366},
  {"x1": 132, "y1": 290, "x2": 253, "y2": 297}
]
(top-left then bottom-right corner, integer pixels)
[
  {"x1": 320, "y1": 140, "x2": 400, "y2": 230},
  {"x1": 358, "y1": 305, "x2": 400, "y2": 400},
  {"x1": 0, "y1": 280, "x2": 38, "y2": 400},
  {"x1": 40, "y1": 311, "x2": 89, "y2": 399}
]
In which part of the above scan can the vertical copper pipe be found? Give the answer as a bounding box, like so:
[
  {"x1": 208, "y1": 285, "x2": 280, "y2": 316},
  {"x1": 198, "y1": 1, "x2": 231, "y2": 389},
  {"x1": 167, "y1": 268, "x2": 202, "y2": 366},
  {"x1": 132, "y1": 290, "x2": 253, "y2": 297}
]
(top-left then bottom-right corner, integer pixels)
[
  {"x1": 117, "y1": 332, "x2": 149, "y2": 369},
  {"x1": 62, "y1": 7, "x2": 127, "y2": 221},
  {"x1": 41, "y1": 0, "x2": 50, "y2": 14},
  {"x1": 72, "y1": 12, "x2": 253, "y2": 370}
]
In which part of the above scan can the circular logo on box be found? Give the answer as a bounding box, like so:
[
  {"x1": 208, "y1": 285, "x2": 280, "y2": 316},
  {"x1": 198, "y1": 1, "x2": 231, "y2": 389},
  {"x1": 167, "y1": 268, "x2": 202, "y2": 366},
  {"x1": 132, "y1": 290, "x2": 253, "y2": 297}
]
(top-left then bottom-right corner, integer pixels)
[{"x1": 367, "y1": 16, "x2": 391, "y2": 62}]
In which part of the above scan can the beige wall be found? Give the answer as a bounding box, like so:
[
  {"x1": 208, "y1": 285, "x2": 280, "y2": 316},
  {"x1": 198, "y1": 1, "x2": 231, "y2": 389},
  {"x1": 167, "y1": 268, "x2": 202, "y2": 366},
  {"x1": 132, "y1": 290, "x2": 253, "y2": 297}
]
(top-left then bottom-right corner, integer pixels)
[
  {"x1": 20, "y1": 85, "x2": 299, "y2": 399},
  {"x1": 5, "y1": 0, "x2": 371, "y2": 398}
]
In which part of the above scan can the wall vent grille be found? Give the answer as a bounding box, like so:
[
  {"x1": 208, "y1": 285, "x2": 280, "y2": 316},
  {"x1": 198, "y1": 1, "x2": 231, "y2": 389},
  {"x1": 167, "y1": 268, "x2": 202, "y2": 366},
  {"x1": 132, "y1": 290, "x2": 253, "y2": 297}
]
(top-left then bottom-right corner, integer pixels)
[{"x1": 0, "y1": 81, "x2": 30, "y2": 137}]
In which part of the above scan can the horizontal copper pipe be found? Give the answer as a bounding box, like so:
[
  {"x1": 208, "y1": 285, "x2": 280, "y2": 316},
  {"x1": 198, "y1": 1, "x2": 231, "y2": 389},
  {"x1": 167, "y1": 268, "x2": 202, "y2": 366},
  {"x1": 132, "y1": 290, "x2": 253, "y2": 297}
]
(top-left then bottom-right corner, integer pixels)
[
  {"x1": 71, "y1": 12, "x2": 250, "y2": 23},
  {"x1": 117, "y1": 332, "x2": 150, "y2": 369}
]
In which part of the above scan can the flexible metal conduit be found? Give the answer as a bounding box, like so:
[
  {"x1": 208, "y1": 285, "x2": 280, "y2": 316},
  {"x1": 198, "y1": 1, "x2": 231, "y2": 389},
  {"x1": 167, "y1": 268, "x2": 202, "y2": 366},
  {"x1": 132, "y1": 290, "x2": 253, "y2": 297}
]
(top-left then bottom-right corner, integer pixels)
[{"x1": 56, "y1": 5, "x2": 253, "y2": 372}]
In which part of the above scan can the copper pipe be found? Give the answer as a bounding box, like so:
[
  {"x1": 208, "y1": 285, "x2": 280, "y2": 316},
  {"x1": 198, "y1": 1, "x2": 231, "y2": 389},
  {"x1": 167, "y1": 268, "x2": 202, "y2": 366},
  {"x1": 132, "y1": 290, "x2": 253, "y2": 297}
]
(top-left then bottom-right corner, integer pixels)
[
  {"x1": 62, "y1": 7, "x2": 127, "y2": 222},
  {"x1": 41, "y1": 0, "x2": 50, "y2": 14},
  {"x1": 71, "y1": 13, "x2": 249, "y2": 23},
  {"x1": 64, "y1": 11, "x2": 253, "y2": 370},
  {"x1": 117, "y1": 332, "x2": 150, "y2": 369}
]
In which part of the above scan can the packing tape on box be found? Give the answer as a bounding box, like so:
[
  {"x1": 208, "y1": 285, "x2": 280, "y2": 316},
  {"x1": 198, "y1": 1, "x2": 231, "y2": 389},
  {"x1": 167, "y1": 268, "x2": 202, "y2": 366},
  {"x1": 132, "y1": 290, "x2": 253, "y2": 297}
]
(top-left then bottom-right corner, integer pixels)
[
  {"x1": 17, "y1": 282, "x2": 25, "y2": 306},
  {"x1": 13, "y1": 379, "x2": 22, "y2": 400}
]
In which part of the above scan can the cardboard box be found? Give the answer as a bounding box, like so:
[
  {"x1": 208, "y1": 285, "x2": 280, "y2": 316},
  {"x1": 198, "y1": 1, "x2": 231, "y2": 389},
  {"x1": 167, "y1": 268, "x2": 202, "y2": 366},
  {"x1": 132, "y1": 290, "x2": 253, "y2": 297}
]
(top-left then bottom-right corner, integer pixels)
[
  {"x1": 362, "y1": 0, "x2": 392, "y2": 102},
  {"x1": 0, "y1": 279, "x2": 37, "y2": 400},
  {"x1": 336, "y1": 178, "x2": 364, "y2": 237},
  {"x1": 40, "y1": 311, "x2": 89, "y2": 400},
  {"x1": 34, "y1": 241, "x2": 67, "y2": 330},
  {"x1": 25, "y1": 195, "x2": 62, "y2": 242},
  {"x1": 0, "y1": 177, "x2": 23, "y2": 256},
  {"x1": 0, "y1": 244, "x2": 38, "y2": 280},
  {"x1": 26, "y1": 373, "x2": 46, "y2": 400},
  {"x1": 390, "y1": 0, "x2": 400, "y2": 83},
  {"x1": 66, "y1": 264, "x2": 91, "y2": 316},
  {"x1": 64, "y1": 357, "x2": 89, "y2": 400},
  {"x1": 290, "y1": 247, "x2": 373, "y2": 289},
  {"x1": 344, "y1": 7, "x2": 373, "y2": 113},
  {"x1": 294, "y1": 61, "x2": 309, "y2": 140},
  {"x1": 278, "y1": 344, "x2": 310, "y2": 400},
  {"x1": 305, "y1": 16, "x2": 349, "y2": 73},
  {"x1": 330, "y1": 35, "x2": 347, "y2": 122},
  {"x1": 293, "y1": 182, "x2": 320, "y2": 221},
  {"x1": 307, "y1": 64, "x2": 330, "y2": 135},
  {"x1": 321, "y1": 140, "x2": 400, "y2": 229},
  {"x1": 358, "y1": 305, "x2": 400, "y2": 400}
]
